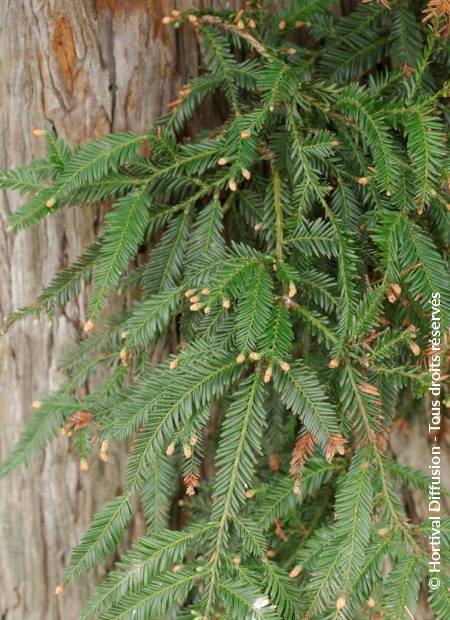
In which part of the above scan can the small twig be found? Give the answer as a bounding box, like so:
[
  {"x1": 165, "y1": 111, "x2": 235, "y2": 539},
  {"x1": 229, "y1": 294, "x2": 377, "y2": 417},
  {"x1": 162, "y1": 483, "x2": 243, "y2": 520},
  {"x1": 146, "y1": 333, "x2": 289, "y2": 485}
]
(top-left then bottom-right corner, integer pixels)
[
  {"x1": 400, "y1": 261, "x2": 423, "y2": 276},
  {"x1": 197, "y1": 14, "x2": 269, "y2": 57},
  {"x1": 404, "y1": 605, "x2": 416, "y2": 620},
  {"x1": 272, "y1": 168, "x2": 284, "y2": 263}
]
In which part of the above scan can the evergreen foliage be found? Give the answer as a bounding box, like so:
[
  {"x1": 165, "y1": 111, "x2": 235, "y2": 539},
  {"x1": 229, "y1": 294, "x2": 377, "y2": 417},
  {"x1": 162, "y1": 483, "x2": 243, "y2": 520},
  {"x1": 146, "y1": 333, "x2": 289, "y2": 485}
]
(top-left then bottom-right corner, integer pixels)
[{"x1": 1, "y1": 2, "x2": 449, "y2": 618}]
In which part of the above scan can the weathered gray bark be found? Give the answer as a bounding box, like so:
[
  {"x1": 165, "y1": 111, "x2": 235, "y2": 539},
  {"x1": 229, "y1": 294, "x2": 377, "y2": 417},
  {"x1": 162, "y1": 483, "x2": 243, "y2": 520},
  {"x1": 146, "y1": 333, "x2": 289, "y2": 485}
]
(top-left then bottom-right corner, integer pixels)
[
  {"x1": 0, "y1": 1, "x2": 241, "y2": 618},
  {"x1": 390, "y1": 407, "x2": 450, "y2": 620}
]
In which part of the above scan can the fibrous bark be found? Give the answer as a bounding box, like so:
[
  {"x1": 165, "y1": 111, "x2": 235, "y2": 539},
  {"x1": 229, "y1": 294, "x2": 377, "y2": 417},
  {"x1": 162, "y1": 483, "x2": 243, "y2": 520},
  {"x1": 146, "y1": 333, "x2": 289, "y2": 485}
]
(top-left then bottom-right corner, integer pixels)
[{"x1": 0, "y1": 2, "x2": 238, "y2": 618}]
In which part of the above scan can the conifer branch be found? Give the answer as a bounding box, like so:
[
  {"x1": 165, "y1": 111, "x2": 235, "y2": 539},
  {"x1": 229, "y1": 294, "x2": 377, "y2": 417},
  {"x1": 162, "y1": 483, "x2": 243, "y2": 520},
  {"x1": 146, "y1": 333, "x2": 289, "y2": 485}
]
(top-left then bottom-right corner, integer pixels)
[{"x1": 1, "y1": 4, "x2": 447, "y2": 616}]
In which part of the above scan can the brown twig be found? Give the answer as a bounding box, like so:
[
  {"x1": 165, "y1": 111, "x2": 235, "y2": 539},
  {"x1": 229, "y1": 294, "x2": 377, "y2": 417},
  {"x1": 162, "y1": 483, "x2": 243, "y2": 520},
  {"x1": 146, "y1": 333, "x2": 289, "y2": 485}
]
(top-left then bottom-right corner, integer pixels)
[{"x1": 197, "y1": 14, "x2": 269, "y2": 57}]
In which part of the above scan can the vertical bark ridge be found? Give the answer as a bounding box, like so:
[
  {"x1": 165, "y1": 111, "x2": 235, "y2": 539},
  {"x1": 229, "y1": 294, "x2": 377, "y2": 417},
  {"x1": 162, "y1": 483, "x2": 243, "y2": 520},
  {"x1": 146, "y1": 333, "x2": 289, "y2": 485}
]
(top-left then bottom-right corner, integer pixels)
[{"x1": 0, "y1": 2, "x2": 186, "y2": 618}]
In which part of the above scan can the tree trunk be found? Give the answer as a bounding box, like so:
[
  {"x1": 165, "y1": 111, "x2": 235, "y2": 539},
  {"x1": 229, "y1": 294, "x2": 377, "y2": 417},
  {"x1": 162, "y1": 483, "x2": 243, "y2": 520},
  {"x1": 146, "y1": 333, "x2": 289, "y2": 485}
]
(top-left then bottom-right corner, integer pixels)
[
  {"x1": 2, "y1": 4, "x2": 442, "y2": 620},
  {"x1": 390, "y1": 407, "x2": 450, "y2": 620},
  {"x1": 0, "y1": 2, "x2": 237, "y2": 618}
]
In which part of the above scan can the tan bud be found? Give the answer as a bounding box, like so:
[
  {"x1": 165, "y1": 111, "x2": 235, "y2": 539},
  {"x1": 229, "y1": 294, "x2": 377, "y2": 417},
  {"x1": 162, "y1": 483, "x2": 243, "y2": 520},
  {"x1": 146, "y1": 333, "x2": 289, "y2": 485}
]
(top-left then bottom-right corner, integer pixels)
[
  {"x1": 188, "y1": 14, "x2": 198, "y2": 23},
  {"x1": 266, "y1": 549, "x2": 276, "y2": 558},
  {"x1": 190, "y1": 303, "x2": 201, "y2": 311},
  {"x1": 32, "y1": 400, "x2": 42, "y2": 410},
  {"x1": 254, "y1": 222, "x2": 263, "y2": 231},
  {"x1": 162, "y1": 16, "x2": 173, "y2": 24},
  {"x1": 377, "y1": 527, "x2": 389, "y2": 537},
  {"x1": 237, "y1": 19, "x2": 245, "y2": 30},
  {"x1": 391, "y1": 283, "x2": 401, "y2": 297},
  {"x1": 83, "y1": 319, "x2": 95, "y2": 333},
  {"x1": 248, "y1": 18, "x2": 256, "y2": 29},
  {"x1": 186, "y1": 485, "x2": 195, "y2": 496},
  {"x1": 410, "y1": 342, "x2": 421, "y2": 356},
  {"x1": 357, "y1": 177, "x2": 369, "y2": 185},
  {"x1": 245, "y1": 488, "x2": 255, "y2": 498},
  {"x1": 203, "y1": 306, "x2": 211, "y2": 314},
  {"x1": 46, "y1": 198, "x2": 56, "y2": 208},
  {"x1": 120, "y1": 330, "x2": 128, "y2": 340},
  {"x1": 249, "y1": 352, "x2": 260, "y2": 361},
  {"x1": 367, "y1": 597, "x2": 376, "y2": 609},
  {"x1": 387, "y1": 292, "x2": 396, "y2": 304},
  {"x1": 278, "y1": 19, "x2": 287, "y2": 30},
  {"x1": 233, "y1": 555, "x2": 241, "y2": 565},
  {"x1": 184, "y1": 289, "x2": 195, "y2": 298},
  {"x1": 189, "y1": 295, "x2": 200, "y2": 303},
  {"x1": 331, "y1": 140, "x2": 340, "y2": 146},
  {"x1": 337, "y1": 444, "x2": 346, "y2": 456},
  {"x1": 33, "y1": 128, "x2": 46, "y2": 137},
  {"x1": 328, "y1": 357, "x2": 340, "y2": 368},
  {"x1": 242, "y1": 168, "x2": 251, "y2": 180},
  {"x1": 55, "y1": 585, "x2": 64, "y2": 596},
  {"x1": 120, "y1": 348, "x2": 131, "y2": 366},
  {"x1": 387, "y1": 283, "x2": 401, "y2": 304},
  {"x1": 170, "y1": 360, "x2": 178, "y2": 370},
  {"x1": 240, "y1": 130, "x2": 251, "y2": 139},
  {"x1": 171, "y1": 9, "x2": 181, "y2": 17},
  {"x1": 100, "y1": 441, "x2": 109, "y2": 462},
  {"x1": 263, "y1": 367, "x2": 273, "y2": 383},
  {"x1": 218, "y1": 157, "x2": 228, "y2": 166},
  {"x1": 229, "y1": 179, "x2": 237, "y2": 192},
  {"x1": 183, "y1": 445, "x2": 192, "y2": 459},
  {"x1": 336, "y1": 596, "x2": 346, "y2": 610},
  {"x1": 189, "y1": 435, "x2": 198, "y2": 446},
  {"x1": 279, "y1": 361, "x2": 290, "y2": 372},
  {"x1": 80, "y1": 459, "x2": 89, "y2": 472},
  {"x1": 222, "y1": 298, "x2": 231, "y2": 309},
  {"x1": 236, "y1": 353, "x2": 246, "y2": 364},
  {"x1": 288, "y1": 283, "x2": 297, "y2": 298},
  {"x1": 166, "y1": 443, "x2": 175, "y2": 457},
  {"x1": 201, "y1": 288, "x2": 209, "y2": 296},
  {"x1": 289, "y1": 565, "x2": 301, "y2": 578}
]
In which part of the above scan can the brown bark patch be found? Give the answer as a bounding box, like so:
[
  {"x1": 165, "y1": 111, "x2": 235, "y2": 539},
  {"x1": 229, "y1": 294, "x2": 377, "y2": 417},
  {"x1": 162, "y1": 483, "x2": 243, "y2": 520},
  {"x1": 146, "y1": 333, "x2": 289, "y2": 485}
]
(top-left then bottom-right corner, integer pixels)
[
  {"x1": 148, "y1": 0, "x2": 171, "y2": 43},
  {"x1": 52, "y1": 16, "x2": 77, "y2": 94},
  {"x1": 96, "y1": 0, "x2": 170, "y2": 43},
  {"x1": 96, "y1": 0, "x2": 149, "y2": 13}
]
